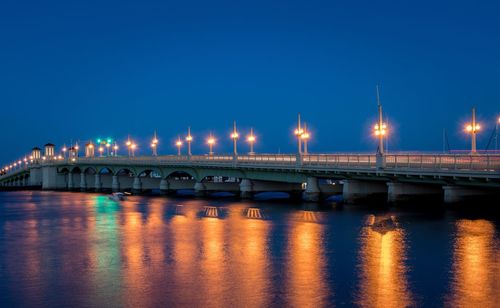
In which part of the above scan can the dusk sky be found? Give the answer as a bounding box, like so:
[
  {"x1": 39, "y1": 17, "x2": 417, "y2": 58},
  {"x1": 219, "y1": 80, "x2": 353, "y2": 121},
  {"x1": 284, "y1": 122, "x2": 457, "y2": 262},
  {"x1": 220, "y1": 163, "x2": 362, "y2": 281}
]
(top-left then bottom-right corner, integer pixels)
[{"x1": 1, "y1": 0, "x2": 499, "y2": 162}]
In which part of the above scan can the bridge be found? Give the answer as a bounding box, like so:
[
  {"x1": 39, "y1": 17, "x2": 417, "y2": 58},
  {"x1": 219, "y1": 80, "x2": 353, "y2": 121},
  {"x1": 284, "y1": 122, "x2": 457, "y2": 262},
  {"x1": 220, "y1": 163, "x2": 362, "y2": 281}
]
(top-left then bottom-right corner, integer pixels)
[{"x1": 1, "y1": 151, "x2": 499, "y2": 204}]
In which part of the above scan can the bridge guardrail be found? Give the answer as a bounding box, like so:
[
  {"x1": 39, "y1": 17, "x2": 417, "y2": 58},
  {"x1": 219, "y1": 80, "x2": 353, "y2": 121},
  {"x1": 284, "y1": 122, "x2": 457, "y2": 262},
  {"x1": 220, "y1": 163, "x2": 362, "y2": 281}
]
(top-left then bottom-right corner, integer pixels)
[{"x1": 2, "y1": 153, "x2": 500, "y2": 180}]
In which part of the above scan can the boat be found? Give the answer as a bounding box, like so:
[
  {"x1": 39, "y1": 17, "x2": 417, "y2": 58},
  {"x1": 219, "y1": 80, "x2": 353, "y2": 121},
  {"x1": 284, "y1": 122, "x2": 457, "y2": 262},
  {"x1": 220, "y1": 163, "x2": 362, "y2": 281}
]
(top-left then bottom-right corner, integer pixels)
[{"x1": 109, "y1": 192, "x2": 126, "y2": 201}]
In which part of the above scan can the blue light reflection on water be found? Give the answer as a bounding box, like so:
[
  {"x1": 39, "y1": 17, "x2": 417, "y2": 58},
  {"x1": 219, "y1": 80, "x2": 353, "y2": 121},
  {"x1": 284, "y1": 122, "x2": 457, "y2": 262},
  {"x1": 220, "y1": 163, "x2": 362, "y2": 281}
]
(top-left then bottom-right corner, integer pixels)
[{"x1": 0, "y1": 191, "x2": 499, "y2": 307}]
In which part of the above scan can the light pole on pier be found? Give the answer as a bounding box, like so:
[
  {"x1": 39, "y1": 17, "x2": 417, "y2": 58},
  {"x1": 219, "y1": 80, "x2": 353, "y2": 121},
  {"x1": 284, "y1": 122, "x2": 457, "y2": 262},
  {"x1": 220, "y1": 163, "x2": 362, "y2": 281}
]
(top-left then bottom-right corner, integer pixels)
[
  {"x1": 62, "y1": 144, "x2": 67, "y2": 159},
  {"x1": 294, "y1": 113, "x2": 304, "y2": 154},
  {"x1": 301, "y1": 123, "x2": 310, "y2": 154},
  {"x1": 496, "y1": 117, "x2": 500, "y2": 151},
  {"x1": 185, "y1": 127, "x2": 193, "y2": 156},
  {"x1": 247, "y1": 128, "x2": 256, "y2": 155},
  {"x1": 151, "y1": 131, "x2": 159, "y2": 156},
  {"x1": 126, "y1": 136, "x2": 132, "y2": 157},
  {"x1": 176, "y1": 136, "x2": 183, "y2": 156},
  {"x1": 465, "y1": 107, "x2": 480, "y2": 154},
  {"x1": 230, "y1": 121, "x2": 239, "y2": 156},
  {"x1": 373, "y1": 85, "x2": 387, "y2": 155},
  {"x1": 207, "y1": 133, "x2": 215, "y2": 156},
  {"x1": 131, "y1": 143, "x2": 137, "y2": 157}
]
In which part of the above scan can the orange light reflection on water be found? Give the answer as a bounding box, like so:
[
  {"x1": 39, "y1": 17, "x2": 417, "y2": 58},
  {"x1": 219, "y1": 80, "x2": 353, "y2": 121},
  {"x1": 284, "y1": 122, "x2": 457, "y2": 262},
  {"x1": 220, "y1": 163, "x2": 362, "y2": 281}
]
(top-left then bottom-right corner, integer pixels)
[
  {"x1": 287, "y1": 211, "x2": 329, "y2": 307},
  {"x1": 447, "y1": 219, "x2": 500, "y2": 307},
  {"x1": 356, "y1": 222, "x2": 412, "y2": 308}
]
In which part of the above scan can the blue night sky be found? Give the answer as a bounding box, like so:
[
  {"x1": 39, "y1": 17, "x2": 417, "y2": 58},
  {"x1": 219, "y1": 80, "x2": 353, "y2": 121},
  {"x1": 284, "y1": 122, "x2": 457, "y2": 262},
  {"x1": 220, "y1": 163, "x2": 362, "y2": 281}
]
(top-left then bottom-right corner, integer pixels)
[{"x1": 1, "y1": 0, "x2": 499, "y2": 162}]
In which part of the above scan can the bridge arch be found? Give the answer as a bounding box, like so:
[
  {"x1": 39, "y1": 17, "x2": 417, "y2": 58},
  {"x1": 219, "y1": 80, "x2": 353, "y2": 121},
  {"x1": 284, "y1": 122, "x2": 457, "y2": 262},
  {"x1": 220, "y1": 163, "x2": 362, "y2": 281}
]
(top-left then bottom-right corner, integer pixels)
[
  {"x1": 82, "y1": 166, "x2": 97, "y2": 174},
  {"x1": 98, "y1": 167, "x2": 114, "y2": 175},
  {"x1": 136, "y1": 167, "x2": 163, "y2": 178},
  {"x1": 115, "y1": 168, "x2": 136, "y2": 177},
  {"x1": 162, "y1": 168, "x2": 199, "y2": 181}
]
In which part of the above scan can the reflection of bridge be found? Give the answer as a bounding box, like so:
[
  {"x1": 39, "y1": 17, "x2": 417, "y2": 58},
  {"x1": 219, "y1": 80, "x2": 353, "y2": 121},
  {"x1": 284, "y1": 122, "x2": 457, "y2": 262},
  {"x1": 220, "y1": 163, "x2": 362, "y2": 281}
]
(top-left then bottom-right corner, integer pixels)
[{"x1": 1, "y1": 153, "x2": 499, "y2": 203}]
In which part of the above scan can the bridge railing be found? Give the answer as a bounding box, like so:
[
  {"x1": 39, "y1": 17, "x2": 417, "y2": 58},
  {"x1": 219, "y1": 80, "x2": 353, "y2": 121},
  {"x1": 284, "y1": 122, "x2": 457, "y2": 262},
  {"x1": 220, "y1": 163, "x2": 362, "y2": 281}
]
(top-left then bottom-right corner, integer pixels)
[{"x1": 3, "y1": 153, "x2": 499, "y2": 180}]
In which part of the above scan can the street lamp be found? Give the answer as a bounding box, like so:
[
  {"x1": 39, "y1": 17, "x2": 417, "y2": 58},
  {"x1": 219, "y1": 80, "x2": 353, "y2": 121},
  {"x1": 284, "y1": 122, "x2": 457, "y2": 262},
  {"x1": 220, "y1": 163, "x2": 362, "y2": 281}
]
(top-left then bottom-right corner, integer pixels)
[
  {"x1": 151, "y1": 131, "x2": 159, "y2": 156},
  {"x1": 465, "y1": 107, "x2": 480, "y2": 154},
  {"x1": 207, "y1": 133, "x2": 215, "y2": 156},
  {"x1": 373, "y1": 85, "x2": 387, "y2": 155},
  {"x1": 294, "y1": 113, "x2": 304, "y2": 154},
  {"x1": 175, "y1": 136, "x2": 183, "y2": 156},
  {"x1": 131, "y1": 143, "x2": 137, "y2": 157},
  {"x1": 106, "y1": 142, "x2": 110, "y2": 156},
  {"x1": 99, "y1": 146, "x2": 104, "y2": 157},
  {"x1": 126, "y1": 137, "x2": 132, "y2": 157},
  {"x1": 230, "y1": 121, "x2": 239, "y2": 156},
  {"x1": 496, "y1": 117, "x2": 500, "y2": 152},
  {"x1": 62, "y1": 144, "x2": 67, "y2": 158},
  {"x1": 301, "y1": 123, "x2": 310, "y2": 154},
  {"x1": 113, "y1": 143, "x2": 118, "y2": 156},
  {"x1": 186, "y1": 127, "x2": 193, "y2": 156},
  {"x1": 247, "y1": 127, "x2": 256, "y2": 155}
]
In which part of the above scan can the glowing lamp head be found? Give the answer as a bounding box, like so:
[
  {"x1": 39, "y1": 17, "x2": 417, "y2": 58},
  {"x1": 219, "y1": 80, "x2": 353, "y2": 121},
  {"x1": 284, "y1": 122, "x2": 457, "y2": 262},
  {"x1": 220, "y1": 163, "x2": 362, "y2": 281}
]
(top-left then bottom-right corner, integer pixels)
[
  {"x1": 176, "y1": 140, "x2": 183, "y2": 147},
  {"x1": 99, "y1": 147, "x2": 104, "y2": 152},
  {"x1": 75, "y1": 145, "x2": 79, "y2": 150},
  {"x1": 88, "y1": 144, "x2": 94, "y2": 149},
  {"x1": 301, "y1": 132, "x2": 310, "y2": 140},
  {"x1": 113, "y1": 145, "x2": 118, "y2": 150},
  {"x1": 231, "y1": 132, "x2": 239, "y2": 139},
  {"x1": 207, "y1": 137, "x2": 215, "y2": 145},
  {"x1": 186, "y1": 135, "x2": 193, "y2": 142},
  {"x1": 62, "y1": 147, "x2": 67, "y2": 152},
  {"x1": 126, "y1": 140, "x2": 132, "y2": 147},
  {"x1": 131, "y1": 144, "x2": 137, "y2": 150},
  {"x1": 247, "y1": 135, "x2": 256, "y2": 142},
  {"x1": 106, "y1": 143, "x2": 110, "y2": 148}
]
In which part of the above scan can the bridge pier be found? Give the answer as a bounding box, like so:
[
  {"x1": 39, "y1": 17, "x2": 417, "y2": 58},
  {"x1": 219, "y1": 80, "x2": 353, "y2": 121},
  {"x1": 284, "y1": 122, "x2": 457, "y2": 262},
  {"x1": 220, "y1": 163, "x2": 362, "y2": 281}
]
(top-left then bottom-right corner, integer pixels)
[
  {"x1": 387, "y1": 182, "x2": 442, "y2": 204},
  {"x1": 80, "y1": 173, "x2": 87, "y2": 192},
  {"x1": 159, "y1": 179, "x2": 170, "y2": 195},
  {"x1": 94, "y1": 174, "x2": 102, "y2": 192},
  {"x1": 342, "y1": 180, "x2": 387, "y2": 204},
  {"x1": 239, "y1": 179, "x2": 254, "y2": 199},
  {"x1": 303, "y1": 177, "x2": 320, "y2": 202},
  {"x1": 132, "y1": 177, "x2": 142, "y2": 194},
  {"x1": 194, "y1": 181, "x2": 207, "y2": 197},
  {"x1": 111, "y1": 175, "x2": 120, "y2": 192},
  {"x1": 443, "y1": 185, "x2": 498, "y2": 203},
  {"x1": 67, "y1": 172, "x2": 74, "y2": 190}
]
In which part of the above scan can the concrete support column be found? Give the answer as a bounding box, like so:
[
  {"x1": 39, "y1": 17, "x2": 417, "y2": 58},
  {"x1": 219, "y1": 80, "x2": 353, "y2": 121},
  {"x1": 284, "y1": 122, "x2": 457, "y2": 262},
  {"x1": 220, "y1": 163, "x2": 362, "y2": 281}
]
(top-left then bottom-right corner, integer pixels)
[
  {"x1": 160, "y1": 178, "x2": 170, "y2": 195},
  {"x1": 112, "y1": 175, "x2": 120, "y2": 192},
  {"x1": 94, "y1": 173, "x2": 102, "y2": 192},
  {"x1": 342, "y1": 180, "x2": 387, "y2": 204},
  {"x1": 303, "y1": 176, "x2": 321, "y2": 202},
  {"x1": 132, "y1": 176, "x2": 142, "y2": 194},
  {"x1": 387, "y1": 182, "x2": 442, "y2": 203},
  {"x1": 443, "y1": 185, "x2": 496, "y2": 203},
  {"x1": 239, "y1": 179, "x2": 254, "y2": 199},
  {"x1": 194, "y1": 181, "x2": 207, "y2": 197},
  {"x1": 80, "y1": 173, "x2": 87, "y2": 192},
  {"x1": 67, "y1": 173, "x2": 74, "y2": 190}
]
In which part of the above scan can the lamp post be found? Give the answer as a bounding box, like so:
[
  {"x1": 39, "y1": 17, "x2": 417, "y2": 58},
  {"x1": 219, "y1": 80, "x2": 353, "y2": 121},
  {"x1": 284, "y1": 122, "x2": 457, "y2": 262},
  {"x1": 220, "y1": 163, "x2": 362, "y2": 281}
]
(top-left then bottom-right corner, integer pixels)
[
  {"x1": 301, "y1": 123, "x2": 310, "y2": 154},
  {"x1": 151, "y1": 131, "x2": 159, "y2": 156},
  {"x1": 207, "y1": 133, "x2": 215, "y2": 156},
  {"x1": 99, "y1": 146, "x2": 104, "y2": 157},
  {"x1": 465, "y1": 107, "x2": 480, "y2": 154},
  {"x1": 374, "y1": 85, "x2": 387, "y2": 155},
  {"x1": 496, "y1": 117, "x2": 500, "y2": 152},
  {"x1": 113, "y1": 143, "x2": 118, "y2": 156},
  {"x1": 126, "y1": 137, "x2": 132, "y2": 157},
  {"x1": 230, "y1": 121, "x2": 239, "y2": 156},
  {"x1": 247, "y1": 127, "x2": 256, "y2": 155},
  {"x1": 294, "y1": 113, "x2": 304, "y2": 154},
  {"x1": 186, "y1": 127, "x2": 193, "y2": 156},
  {"x1": 131, "y1": 143, "x2": 137, "y2": 157},
  {"x1": 62, "y1": 144, "x2": 67, "y2": 158},
  {"x1": 176, "y1": 136, "x2": 183, "y2": 156},
  {"x1": 106, "y1": 142, "x2": 110, "y2": 156}
]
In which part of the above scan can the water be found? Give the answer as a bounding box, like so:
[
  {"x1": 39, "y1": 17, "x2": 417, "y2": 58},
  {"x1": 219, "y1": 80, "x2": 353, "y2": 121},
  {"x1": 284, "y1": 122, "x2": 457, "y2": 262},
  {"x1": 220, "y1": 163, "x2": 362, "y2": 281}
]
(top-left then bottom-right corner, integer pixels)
[{"x1": 0, "y1": 191, "x2": 499, "y2": 307}]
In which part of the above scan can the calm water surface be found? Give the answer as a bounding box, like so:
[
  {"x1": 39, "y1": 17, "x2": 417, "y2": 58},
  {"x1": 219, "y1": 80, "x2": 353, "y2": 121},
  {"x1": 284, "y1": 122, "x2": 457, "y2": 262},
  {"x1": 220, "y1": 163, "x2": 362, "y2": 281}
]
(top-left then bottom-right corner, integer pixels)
[{"x1": 0, "y1": 191, "x2": 499, "y2": 307}]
